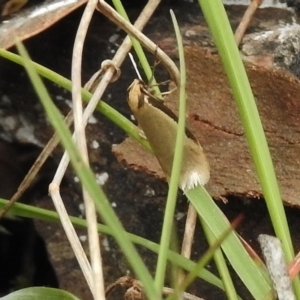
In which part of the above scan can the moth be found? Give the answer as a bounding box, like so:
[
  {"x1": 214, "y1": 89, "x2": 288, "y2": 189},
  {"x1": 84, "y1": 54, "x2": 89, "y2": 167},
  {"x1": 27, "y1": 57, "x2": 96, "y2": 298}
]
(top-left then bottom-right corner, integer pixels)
[{"x1": 127, "y1": 79, "x2": 210, "y2": 191}]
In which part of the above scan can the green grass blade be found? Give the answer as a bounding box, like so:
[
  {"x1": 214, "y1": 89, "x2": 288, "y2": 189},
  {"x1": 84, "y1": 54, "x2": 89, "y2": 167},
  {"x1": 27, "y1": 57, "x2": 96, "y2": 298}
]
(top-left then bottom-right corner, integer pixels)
[
  {"x1": 0, "y1": 198, "x2": 225, "y2": 291},
  {"x1": 0, "y1": 48, "x2": 151, "y2": 151},
  {"x1": 111, "y1": 0, "x2": 160, "y2": 95},
  {"x1": 197, "y1": 0, "x2": 300, "y2": 296},
  {"x1": 201, "y1": 221, "x2": 239, "y2": 300},
  {"x1": 16, "y1": 41, "x2": 159, "y2": 300},
  {"x1": 186, "y1": 187, "x2": 272, "y2": 299},
  {"x1": 154, "y1": 10, "x2": 186, "y2": 293},
  {"x1": 167, "y1": 215, "x2": 241, "y2": 300},
  {"x1": 0, "y1": 43, "x2": 272, "y2": 299},
  {"x1": 0, "y1": 287, "x2": 81, "y2": 300}
]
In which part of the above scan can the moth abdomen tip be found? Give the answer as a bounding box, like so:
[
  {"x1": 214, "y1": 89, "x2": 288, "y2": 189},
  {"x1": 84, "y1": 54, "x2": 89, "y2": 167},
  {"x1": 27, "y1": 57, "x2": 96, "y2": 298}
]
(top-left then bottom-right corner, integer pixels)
[{"x1": 180, "y1": 170, "x2": 210, "y2": 192}]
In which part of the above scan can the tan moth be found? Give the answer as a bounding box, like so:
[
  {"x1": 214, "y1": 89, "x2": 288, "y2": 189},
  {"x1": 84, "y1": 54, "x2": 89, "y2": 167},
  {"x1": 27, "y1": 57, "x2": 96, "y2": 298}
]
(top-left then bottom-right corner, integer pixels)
[{"x1": 127, "y1": 79, "x2": 210, "y2": 191}]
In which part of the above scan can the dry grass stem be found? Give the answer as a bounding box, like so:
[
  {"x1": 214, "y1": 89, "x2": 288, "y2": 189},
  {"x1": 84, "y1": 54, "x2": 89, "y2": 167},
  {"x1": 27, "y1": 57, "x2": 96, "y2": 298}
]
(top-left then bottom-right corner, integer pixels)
[
  {"x1": 51, "y1": 0, "x2": 164, "y2": 192},
  {"x1": 49, "y1": 182, "x2": 94, "y2": 292},
  {"x1": 178, "y1": 203, "x2": 198, "y2": 284},
  {"x1": 97, "y1": 0, "x2": 180, "y2": 85},
  {"x1": 0, "y1": 111, "x2": 73, "y2": 220},
  {"x1": 235, "y1": 0, "x2": 263, "y2": 46},
  {"x1": 71, "y1": 0, "x2": 105, "y2": 297},
  {"x1": 48, "y1": 0, "x2": 163, "y2": 298}
]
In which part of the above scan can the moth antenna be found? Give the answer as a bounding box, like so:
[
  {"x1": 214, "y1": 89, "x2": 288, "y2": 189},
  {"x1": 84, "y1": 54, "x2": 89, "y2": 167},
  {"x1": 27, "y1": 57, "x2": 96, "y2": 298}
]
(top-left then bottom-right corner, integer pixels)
[
  {"x1": 148, "y1": 47, "x2": 157, "y2": 88},
  {"x1": 128, "y1": 53, "x2": 142, "y2": 80},
  {"x1": 148, "y1": 47, "x2": 160, "y2": 88}
]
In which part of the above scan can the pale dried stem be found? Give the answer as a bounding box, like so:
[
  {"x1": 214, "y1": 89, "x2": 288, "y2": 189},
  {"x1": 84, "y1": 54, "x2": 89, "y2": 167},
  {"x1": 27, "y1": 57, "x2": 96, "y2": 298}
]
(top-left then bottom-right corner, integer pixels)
[
  {"x1": 2, "y1": 0, "x2": 168, "y2": 219},
  {"x1": 235, "y1": 0, "x2": 263, "y2": 46},
  {"x1": 54, "y1": 0, "x2": 164, "y2": 182},
  {"x1": 178, "y1": 203, "x2": 198, "y2": 284},
  {"x1": 52, "y1": 0, "x2": 164, "y2": 191},
  {"x1": 162, "y1": 286, "x2": 204, "y2": 300},
  {"x1": 71, "y1": 0, "x2": 105, "y2": 298},
  {"x1": 97, "y1": 0, "x2": 180, "y2": 85},
  {"x1": 0, "y1": 111, "x2": 73, "y2": 219},
  {"x1": 49, "y1": 183, "x2": 93, "y2": 291},
  {"x1": 49, "y1": 0, "x2": 162, "y2": 297}
]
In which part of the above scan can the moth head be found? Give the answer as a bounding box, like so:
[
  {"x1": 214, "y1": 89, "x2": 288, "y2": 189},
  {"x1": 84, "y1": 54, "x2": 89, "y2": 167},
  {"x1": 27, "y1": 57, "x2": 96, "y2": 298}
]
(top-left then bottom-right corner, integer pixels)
[
  {"x1": 127, "y1": 79, "x2": 145, "y2": 112},
  {"x1": 127, "y1": 79, "x2": 153, "y2": 113}
]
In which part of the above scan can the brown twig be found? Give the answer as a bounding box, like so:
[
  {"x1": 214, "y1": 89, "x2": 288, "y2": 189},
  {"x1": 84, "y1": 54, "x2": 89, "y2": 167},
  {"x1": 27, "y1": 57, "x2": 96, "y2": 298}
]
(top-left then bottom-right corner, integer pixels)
[
  {"x1": 97, "y1": 0, "x2": 180, "y2": 86},
  {"x1": 0, "y1": 111, "x2": 73, "y2": 220},
  {"x1": 235, "y1": 0, "x2": 263, "y2": 46},
  {"x1": 178, "y1": 203, "x2": 198, "y2": 284}
]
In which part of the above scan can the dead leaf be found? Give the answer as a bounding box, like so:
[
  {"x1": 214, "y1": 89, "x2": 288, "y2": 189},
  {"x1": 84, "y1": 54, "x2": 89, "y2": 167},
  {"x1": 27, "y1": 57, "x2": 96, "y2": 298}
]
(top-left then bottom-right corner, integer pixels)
[
  {"x1": 113, "y1": 46, "x2": 300, "y2": 207},
  {"x1": 1, "y1": 0, "x2": 28, "y2": 17},
  {"x1": 0, "y1": 0, "x2": 87, "y2": 49}
]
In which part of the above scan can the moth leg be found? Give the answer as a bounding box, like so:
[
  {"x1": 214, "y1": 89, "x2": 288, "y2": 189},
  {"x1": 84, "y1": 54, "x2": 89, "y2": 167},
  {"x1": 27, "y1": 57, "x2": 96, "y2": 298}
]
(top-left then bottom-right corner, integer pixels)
[
  {"x1": 161, "y1": 87, "x2": 177, "y2": 98},
  {"x1": 138, "y1": 128, "x2": 147, "y2": 140}
]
